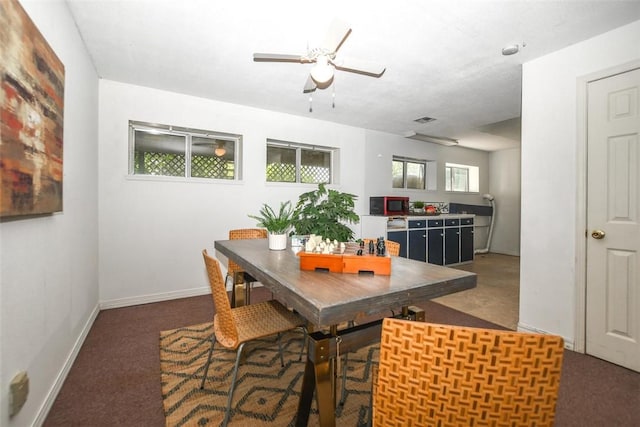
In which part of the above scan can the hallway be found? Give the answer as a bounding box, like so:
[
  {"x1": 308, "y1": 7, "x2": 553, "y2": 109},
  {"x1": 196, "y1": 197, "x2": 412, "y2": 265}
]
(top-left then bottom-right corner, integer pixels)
[{"x1": 434, "y1": 253, "x2": 520, "y2": 330}]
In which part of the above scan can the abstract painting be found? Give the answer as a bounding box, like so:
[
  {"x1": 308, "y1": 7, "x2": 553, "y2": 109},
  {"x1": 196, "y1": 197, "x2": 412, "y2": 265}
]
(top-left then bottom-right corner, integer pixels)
[{"x1": 1, "y1": 0, "x2": 65, "y2": 218}]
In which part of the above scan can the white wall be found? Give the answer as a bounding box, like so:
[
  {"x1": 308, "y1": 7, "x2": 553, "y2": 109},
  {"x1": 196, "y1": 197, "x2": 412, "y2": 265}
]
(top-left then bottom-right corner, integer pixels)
[
  {"x1": 520, "y1": 20, "x2": 640, "y2": 345},
  {"x1": 0, "y1": 1, "x2": 99, "y2": 425},
  {"x1": 98, "y1": 80, "x2": 367, "y2": 305},
  {"x1": 488, "y1": 148, "x2": 521, "y2": 256}
]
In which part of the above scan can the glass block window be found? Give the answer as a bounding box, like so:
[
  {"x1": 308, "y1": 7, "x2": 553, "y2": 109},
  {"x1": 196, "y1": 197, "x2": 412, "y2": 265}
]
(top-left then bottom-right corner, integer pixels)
[
  {"x1": 266, "y1": 140, "x2": 334, "y2": 184},
  {"x1": 130, "y1": 121, "x2": 241, "y2": 180}
]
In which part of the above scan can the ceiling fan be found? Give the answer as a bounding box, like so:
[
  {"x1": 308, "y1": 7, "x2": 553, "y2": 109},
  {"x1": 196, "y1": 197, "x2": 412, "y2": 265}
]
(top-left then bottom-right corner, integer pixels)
[{"x1": 253, "y1": 19, "x2": 386, "y2": 93}]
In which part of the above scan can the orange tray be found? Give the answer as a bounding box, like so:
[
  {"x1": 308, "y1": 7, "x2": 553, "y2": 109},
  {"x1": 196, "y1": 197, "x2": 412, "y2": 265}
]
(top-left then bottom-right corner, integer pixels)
[{"x1": 297, "y1": 249, "x2": 391, "y2": 275}]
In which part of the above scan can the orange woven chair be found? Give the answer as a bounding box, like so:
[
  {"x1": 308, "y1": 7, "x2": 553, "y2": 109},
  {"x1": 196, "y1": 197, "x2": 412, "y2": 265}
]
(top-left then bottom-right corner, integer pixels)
[
  {"x1": 370, "y1": 318, "x2": 565, "y2": 426},
  {"x1": 227, "y1": 228, "x2": 267, "y2": 306},
  {"x1": 200, "y1": 249, "x2": 307, "y2": 427}
]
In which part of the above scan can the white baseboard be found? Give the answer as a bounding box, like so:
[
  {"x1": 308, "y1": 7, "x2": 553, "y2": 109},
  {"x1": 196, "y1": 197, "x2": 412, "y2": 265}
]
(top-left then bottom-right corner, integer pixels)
[
  {"x1": 517, "y1": 322, "x2": 575, "y2": 351},
  {"x1": 98, "y1": 282, "x2": 268, "y2": 310},
  {"x1": 32, "y1": 285, "x2": 253, "y2": 425},
  {"x1": 33, "y1": 303, "x2": 100, "y2": 426},
  {"x1": 99, "y1": 286, "x2": 211, "y2": 310},
  {"x1": 488, "y1": 249, "x2": 521, "y2": 257}
]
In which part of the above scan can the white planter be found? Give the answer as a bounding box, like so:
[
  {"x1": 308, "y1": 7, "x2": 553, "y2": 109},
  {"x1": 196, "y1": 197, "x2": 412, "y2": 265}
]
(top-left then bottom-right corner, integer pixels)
[{"x1": 268, "y1": 233, "x2": 288, "y2": 250}]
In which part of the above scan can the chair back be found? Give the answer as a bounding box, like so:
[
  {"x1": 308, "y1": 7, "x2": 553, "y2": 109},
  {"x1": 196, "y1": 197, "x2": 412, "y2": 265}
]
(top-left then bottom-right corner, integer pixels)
[
  {"x1": 374, "y1": 318, "x2": 564, "y2": 427},
  {"x1": 202, "y1": 249, "x2": 239, "y2": 348},
  {"x1": 363, "y1": 238, "x2": 400, "y2": 257},
  {"x1": 383, "y1": 240, "x2": 400, "y2": 256},
  {"x1": 228, "y1": 228, "x2": 268, "y2": 275}
]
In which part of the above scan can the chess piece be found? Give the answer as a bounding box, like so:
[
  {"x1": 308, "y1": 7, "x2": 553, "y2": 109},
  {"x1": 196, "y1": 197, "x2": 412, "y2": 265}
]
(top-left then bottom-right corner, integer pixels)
[{"x1": 377, "y1": 237, "x2": 386, "y2": 256}]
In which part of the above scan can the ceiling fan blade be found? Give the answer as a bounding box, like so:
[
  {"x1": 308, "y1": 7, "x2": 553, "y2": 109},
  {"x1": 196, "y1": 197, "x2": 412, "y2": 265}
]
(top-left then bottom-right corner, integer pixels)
[
  {"x1": 253, "y1": 53, "x2": 304, "y2": 63},
  {"x1": 303, "y1": 75, "x2": 317, "y2": 93},
  {"x1": 322, "y1": 18, "x2": 351, "y2": 53},
  {"x1": 335, "y1": 57, "x2": 386, "y2": 77}
]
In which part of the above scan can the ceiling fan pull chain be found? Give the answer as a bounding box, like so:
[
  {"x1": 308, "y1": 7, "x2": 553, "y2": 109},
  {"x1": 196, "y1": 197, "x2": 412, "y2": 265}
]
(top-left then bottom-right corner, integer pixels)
[
  {"x1": 309, "y1": 94, "x2": 313, "y2": 113},
  {"x1": 332, "y1": 82, "x2": 336, "y2": 109}
]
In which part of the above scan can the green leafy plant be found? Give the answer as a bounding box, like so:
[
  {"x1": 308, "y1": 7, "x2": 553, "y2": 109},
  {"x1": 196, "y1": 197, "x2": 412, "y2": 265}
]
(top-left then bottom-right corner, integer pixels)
[
  {"x1": 413, "y1": 201, "x2": 425, "y2": 209},
  {"x1": 248, "y1": 201, "x2": 293, "y2": 234},
  {"x1": 291, "y1": 183, "x2": 359, "y2": 242}
]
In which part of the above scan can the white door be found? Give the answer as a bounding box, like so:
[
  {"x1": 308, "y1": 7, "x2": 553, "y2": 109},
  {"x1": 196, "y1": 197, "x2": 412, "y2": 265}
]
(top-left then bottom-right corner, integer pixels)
[{"x1": 586, "y1": 67, "x2": 640, "y2": 372}]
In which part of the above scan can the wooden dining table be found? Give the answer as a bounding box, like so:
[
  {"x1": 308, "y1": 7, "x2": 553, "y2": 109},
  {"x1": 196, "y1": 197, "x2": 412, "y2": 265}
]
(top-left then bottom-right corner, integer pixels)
[{"x1": 214, "y1": 238, "x2": 477, "y2": 427}]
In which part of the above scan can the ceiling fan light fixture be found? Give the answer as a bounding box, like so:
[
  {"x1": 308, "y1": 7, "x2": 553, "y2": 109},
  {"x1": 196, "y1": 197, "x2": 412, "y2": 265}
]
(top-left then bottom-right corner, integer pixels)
[{"x1": 310, "y1": 55, "x2": 335, "y2": 84}]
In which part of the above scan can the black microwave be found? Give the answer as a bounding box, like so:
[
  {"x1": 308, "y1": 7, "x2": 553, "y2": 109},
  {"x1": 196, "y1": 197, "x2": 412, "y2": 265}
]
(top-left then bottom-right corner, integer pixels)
[{"x1": 370, "y1": 196, "x2": 410, "y2": 216}]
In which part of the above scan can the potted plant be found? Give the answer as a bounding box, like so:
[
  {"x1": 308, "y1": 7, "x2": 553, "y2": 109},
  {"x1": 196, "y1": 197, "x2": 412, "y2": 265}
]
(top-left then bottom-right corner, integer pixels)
[
  {"x1": 412, "y1": 201, "x2": 425, "y2": 213},
  {"x1": 291, "y1": 183, "x2": 359, "y2": 242},
  {"x1": 248, "y1": 200, "x2": 293, "y2": 250}
]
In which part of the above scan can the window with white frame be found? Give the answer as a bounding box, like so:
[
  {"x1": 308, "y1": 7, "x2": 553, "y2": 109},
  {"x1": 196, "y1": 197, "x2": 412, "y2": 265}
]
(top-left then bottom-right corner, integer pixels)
[
  {"x1": 392, "y1": 156, "x2": 431, "y2": 189},
  {"x1": 266, "y1": 140, "x2": 334, "y2": 184},
  {"x1": 129, "y1": 121, "x2": 241, "y2": 180},
  {"x1": 445, "y1": 162, "x2": 479, "y2": 192}
]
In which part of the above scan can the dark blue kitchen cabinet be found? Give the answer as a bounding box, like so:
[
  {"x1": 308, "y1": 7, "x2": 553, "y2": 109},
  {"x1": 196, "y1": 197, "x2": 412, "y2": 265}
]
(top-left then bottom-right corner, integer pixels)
[
  {"x1": 407, "y1": 220, "x2": 427, "y2": 262},
  {"x1": 427, "y1": 227, "x2": 444, "y2": 265},
  {"x1": 363, "y1": 214, "x2": 473, "y2": 265},
  {"x1": 427, "y1": 217, "x2": 473, "y2": 265},
  {"x1": 460, "y1": 225, "x2": 474, "y2": 262},
  {"x1": 409, "y1": 229, "x2": 427, "y2": 262},
  {"x1": 444, "y1": 227, "x2": 460, "y2": 265}
]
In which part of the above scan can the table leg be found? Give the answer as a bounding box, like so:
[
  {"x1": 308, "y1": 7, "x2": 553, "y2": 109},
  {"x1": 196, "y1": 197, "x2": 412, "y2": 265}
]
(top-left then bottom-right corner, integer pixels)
[
  {"x1": 295, "y1": 308, "x2": 424, "y2": 427},
  {"x1": 296, "y1": 334, "x2": 335, "y2": 427},
  {"x1": 329, "y1": 325, "x2": 339, "y2": 408},
  {"x1": 245, "y1": 281, "x2": 251, "y2": 305},
  {"x1": 403, "y1": 305, "x2": 425, "y2": 321},
  {"x1": 231, "y1": 271, "x2": 245, "y2": 307},
  {"x1": 296, "y1": 358, "x2": 316, "y2": 427},
  {"x1": 315, "y1": 355, "x2": 334, "y2": 427}
]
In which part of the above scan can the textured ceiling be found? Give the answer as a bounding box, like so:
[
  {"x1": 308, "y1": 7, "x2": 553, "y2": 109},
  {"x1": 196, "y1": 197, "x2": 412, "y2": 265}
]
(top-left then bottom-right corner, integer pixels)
[{"x1": 66, "y1": 0, "x2": 640, "y2": 151}]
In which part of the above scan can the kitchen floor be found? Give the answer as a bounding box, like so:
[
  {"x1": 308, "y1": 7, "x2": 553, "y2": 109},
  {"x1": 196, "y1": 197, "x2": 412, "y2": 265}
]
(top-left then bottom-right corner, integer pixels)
[{"x1": 433, "y1": 253, "x2": 520, "y2": 330}]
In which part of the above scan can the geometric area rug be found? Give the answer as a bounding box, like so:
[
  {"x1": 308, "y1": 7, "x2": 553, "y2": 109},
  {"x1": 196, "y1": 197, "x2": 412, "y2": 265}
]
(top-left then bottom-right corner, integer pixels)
[{"x1": 160, "y1": 322, "x2": 378, "y2": 426}]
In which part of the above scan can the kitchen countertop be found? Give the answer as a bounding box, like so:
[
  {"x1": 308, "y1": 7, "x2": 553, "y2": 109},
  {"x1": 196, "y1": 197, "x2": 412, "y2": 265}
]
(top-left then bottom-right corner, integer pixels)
[
  {"x1": 377, "y1": 214, "x2": 476, "y2": 231},
  {"x1": 376, "y1": 213, "x2": 475, "y2": 219},
  {"x1": 407, "y1": 213, "x2": 474, "y2": 218}
]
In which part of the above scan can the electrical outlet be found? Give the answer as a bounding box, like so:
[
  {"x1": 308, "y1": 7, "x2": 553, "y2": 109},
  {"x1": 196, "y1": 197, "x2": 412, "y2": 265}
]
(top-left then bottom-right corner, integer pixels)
[{"x1": 10, "y1": 371, "x2": 29, "y2": 417}]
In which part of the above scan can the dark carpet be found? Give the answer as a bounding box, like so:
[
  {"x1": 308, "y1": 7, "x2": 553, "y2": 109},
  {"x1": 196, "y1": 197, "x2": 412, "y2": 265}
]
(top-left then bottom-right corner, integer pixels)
[{"x1": 44, "y1": 288, "x2": 639, "y2": 426}]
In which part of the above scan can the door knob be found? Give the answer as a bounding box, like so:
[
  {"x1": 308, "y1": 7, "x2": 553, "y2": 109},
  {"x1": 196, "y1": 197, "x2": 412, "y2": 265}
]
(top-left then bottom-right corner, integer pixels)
[{"x1": 591, "y1": 230, "x2": 606, "y2": 239}]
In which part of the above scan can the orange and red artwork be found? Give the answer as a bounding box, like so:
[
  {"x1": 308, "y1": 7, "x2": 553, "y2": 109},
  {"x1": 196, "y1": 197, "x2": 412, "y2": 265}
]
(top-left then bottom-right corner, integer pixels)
[{"x1": 1, "y1": 0, "x2": 65, "y2": 217}]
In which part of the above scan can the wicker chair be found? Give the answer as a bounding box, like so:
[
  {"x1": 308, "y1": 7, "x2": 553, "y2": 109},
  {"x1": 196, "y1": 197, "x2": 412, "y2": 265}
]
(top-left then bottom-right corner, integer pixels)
[
  {"x1": 227, "y1": 228, "x2": 267, "y2": 306},
  {"x1": 370, "y1": 318, "x2": 565, "y2": 426},
  {"x1": 200, "y1": 249, "x2": 307, "y2": 427}
]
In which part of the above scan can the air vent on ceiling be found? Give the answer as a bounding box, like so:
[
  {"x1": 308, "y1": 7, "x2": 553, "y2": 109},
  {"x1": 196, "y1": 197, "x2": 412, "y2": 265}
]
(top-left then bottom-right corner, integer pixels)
[
  {"x1": 404, "y1": 132, "x2": 458, "y2": 146},
  {"x1": 413, "y1": 116, "x2": 436, "y2": 124}
]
